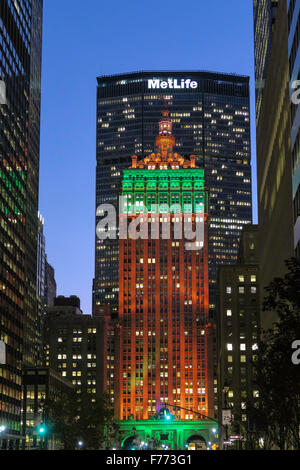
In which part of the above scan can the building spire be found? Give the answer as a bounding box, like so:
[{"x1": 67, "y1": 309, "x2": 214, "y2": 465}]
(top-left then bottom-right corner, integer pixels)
[
  {"x1": 130, "y1": 107, "x2": 198, "y2": 169},
  {"x1": 156, "y1": 106, "x2": 175, "y2": 159}
]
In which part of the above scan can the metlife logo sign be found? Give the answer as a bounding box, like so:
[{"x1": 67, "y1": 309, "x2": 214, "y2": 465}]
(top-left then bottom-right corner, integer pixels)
[{"x1": 148, "y1": 78, "x2": 198, "y2": 90}]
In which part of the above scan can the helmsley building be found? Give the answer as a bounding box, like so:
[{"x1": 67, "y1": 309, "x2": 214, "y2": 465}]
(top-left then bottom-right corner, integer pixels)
[
  {"x1": 116, "y1": 109, "x2": 212, "y2": 419},
  {"x1": 110, "y1": 110, "x2": 217, "y2": 450},
  {"x1": 93, "y1": 71, "x2": 252, "y2": 319}
]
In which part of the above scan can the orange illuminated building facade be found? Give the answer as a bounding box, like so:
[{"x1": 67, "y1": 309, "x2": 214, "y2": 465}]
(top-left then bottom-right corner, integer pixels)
[{"x1": 116, "y1": 109, "x2": 214, "y2": 421}]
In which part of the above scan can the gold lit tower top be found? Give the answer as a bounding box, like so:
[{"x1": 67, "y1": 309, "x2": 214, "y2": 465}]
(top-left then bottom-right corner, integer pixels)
[{"x1": 130, "y1": 107, "x2": 197, "y2": 170}]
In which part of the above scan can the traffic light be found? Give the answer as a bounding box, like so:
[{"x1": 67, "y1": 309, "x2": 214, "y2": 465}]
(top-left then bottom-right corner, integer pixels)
[
  {"x1": 37, "y1": 423, "x2": 47, "y2": 435},
  {"x1": 159, "y1": 407, "x2": 173, "y2": 421}
]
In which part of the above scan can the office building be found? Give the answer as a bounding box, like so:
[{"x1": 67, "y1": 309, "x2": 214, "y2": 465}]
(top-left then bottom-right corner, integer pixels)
[
  {"x1": 36, "y1": 216, "x2": 56, "y2": 367},
  {"x1": 217, "y1": 225, "x2": 260, "y2": 447},
  {"x1": 22, "y1": 367, "x2": 73, "y2": 450},
  {"x1": 114, "y1": 109, "x2": 214, "y2": 423},
  {"x1": 253, "y1": 0, "x2": 278, "y2": 123},
  {"x1": 288, "y1": 0, "x2": 300, "y2": 259},
  {"x1": 94, "y1": 303, "x2": 116, "y2": 403},
  {"x1": 44, "y1": 296, "x2": 110, "y2": 403},
  {"x1": 254, "y1": 0, "x2": 300, "y2": 265},
  {"x1": 94, "y1": 71, "x2": 252, "y2": 316},
  {"x1": 36, "y1": 213, "x2": 46, "y2": 365},
  {"x1": 253, "y1": 0, "x2": 294, "y2": 329},
  {"x1": 43, "y1": 260, "x2": 57, "y2": 309},
  {"x1": 0, "y1": 0, "x2": 43, "y2": 446}
]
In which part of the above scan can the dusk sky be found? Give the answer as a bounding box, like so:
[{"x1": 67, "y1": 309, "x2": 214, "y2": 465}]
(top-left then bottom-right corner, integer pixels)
[{"x1": 39, "y1": 0, "x2": 257, "y2": 314}]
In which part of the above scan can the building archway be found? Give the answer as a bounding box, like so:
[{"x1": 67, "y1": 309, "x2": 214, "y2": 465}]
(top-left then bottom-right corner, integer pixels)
[
  {"x1": 185, "y1": 434, "x2": 207, "y2": 450},
  {"x1": 121, "y1": 434, "x2": 142, "y2": 450}
]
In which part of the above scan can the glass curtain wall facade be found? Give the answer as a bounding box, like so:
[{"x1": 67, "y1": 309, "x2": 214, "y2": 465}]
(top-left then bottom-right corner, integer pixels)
[
  {"x1": 288, "y1": 0, "x2": 300, "y2": 259},
  {"x1": 0, "y1": 0, "x2": 43, "y2": 444},
  {"x1": 94, "y1": 71, "x2": 252, "y2": 317},
  {"x1": 253, "y1": 0, "x2": 278, "y2": 123},
  {"x1": 36, "y1": 212, "x2": 45, "y2": 364},
  {"x1": 253, "y1": 0, "x2": 294, "y2": 329}
]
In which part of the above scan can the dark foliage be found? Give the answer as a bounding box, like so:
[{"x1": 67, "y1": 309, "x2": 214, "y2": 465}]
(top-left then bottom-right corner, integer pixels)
[{"x1": 246, "y1": 258, "x2": 300, "y2": 450}]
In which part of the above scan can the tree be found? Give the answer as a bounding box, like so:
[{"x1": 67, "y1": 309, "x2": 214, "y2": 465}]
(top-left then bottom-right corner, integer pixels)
[
  {"x1": 45, "y1": 391, "x2": 116, "y2": 450},
  {"x1": 248, "y1": 258, "x2": 300, "y2": 450},
  {"x1": 75, "y1": 393, "x2": 116, "y2": 449},
  {"x1": 44, "y1": 389, "x2": 79, "y2": 450}
]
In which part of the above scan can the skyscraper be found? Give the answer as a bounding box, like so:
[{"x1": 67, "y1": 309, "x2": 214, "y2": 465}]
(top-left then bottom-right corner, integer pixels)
[
  {"x1": 217, "y1": 225, "x2": 260, "y2": 448},
  {"x1": 0, "y1": 0, "x2": 43, "y2": 447},
  {"x1": 36, "y1": 212, "x2": 46, "y2": 364},
  {"x1": 44, "y1": 296, "x2": 106, "y2": 403},
  {"x1": 253, "y1": 0, "x2": 278, "y2": 123},
  {"x1": 94, "y1": 71, "x2": 252, "y2": 316},
  {"x1": 114, "y1": 109, "x2": 213, "y2": 422},
  {"x1": 253, "y1": 0, "x2": 294, "y2": 328},
  {"x1": 43, "y1": 259, "x2": 57, "y2": 309}
]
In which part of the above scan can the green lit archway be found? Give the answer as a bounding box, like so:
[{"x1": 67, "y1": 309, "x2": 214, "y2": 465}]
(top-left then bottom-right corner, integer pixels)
[
  {"x1": 117, "y1": 419, "x2": 217, "y2": 450},
  {"x1": 122, "y1": 434, "x2": 141, "y2": 450}
]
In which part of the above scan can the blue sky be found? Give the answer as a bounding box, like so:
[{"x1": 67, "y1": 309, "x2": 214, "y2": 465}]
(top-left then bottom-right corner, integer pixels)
[{"x1": 39, "y1": 0, "x2": 257, "y2": 314}]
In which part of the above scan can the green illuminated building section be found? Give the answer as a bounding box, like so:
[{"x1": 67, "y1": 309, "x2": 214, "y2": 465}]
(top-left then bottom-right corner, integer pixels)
[
  {"x1": 0, "y1": 167, "x2": 26, "y2": 216},
  {"x1": 121, "y1": 169, "x2": 208, "y2": 215},
  {"x1": 116, "y1": 417, "x2": 218, "y2": 451}
]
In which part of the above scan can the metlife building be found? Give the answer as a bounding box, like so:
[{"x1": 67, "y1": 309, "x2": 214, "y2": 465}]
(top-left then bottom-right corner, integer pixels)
[{"x1": 94, "y1": 71, "x2": 252, "y2": 315}]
